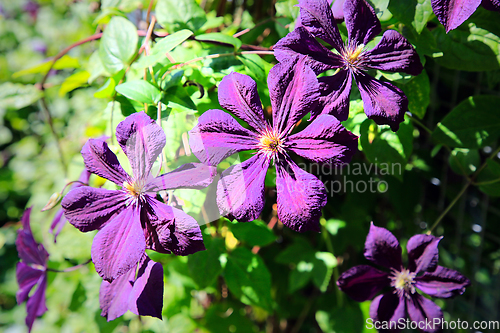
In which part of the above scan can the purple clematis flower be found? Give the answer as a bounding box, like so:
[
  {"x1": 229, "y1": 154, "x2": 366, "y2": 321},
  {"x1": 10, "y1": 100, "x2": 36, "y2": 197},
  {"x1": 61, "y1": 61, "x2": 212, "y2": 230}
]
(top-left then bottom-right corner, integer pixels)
[
  {"x1": 337, "y1": 223, "x2": 470, "y2": 333},
  {"x1": 16, "y1": 207, "x2": 49, "y2": 332},
  {"x1": 189, "y1": 56, "x2": 358, "y2": 232},
  {"x1": 100, "y1": 254, "x2": 164, "y2": 321},
  {"x1": 62, "y1": 111, "x2": 217, "y2": 282},
  {"x1": 431, "y1": 0, "x2": 500, "y2": 33},
  {"x1": 274, "y1": 0, "x2": 423, "y2": 131}
]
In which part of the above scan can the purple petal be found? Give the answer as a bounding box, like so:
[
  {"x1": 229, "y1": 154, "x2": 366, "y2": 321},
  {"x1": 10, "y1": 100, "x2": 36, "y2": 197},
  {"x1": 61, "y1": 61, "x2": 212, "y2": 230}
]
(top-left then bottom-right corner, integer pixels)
[
  {"x1": 297, "y1": 0, "x2": 344, "y2": 49},
  {"x1": 318, "y1": 69, "x2": 352, "y2": 121},
  {"x1": 129, "y1": 256, "x2": 164, "y2": 319},
  {"x1": 16, "y1": 262, "x2": 44, "y2": 304},
  {"x1": 337, "y1": 265, "x2": 389, "y2": 302},
  {"x1": 407, "y1": 234, "x2": 442, "y2": 274},
  {"x1": 217, "y1": 154, "x2": 270, "y2": 222},
  {"x1": 49, "y1": 210, "x2": 66, "y2": 242},
  {"x1": 363, "y1": 30, "x2": 423, "y2": 76},
  {"x1": 369, "y1": 293, "x2": 406, "y2": 331},
  {"x1": 344, "y1": 0, "x2": 381, "y2": 46},
  {"x1": 415, "y1": 266, "x2": 470, "y2": 298},
  {"x1": 364, "y1": 223, "x2": 402, "y2": 270},
  {"x1": 332, "y1": 0, "x2": 346, "y2": 21},
  {"x1": 482, "y1": 0, "x2": 500, "y2": 11},
  {"x1": 188, "y1": 109, "x2": 258, "y2": 166},
  {"x1": 91, "y1": 207, "x2": 146, "y2": 282},
  {"x1": 269, "y1": 57, "x2": 322, "y2": 134},
  {"x1": 145, "y1": 199, "x2": 205, "y2": 255},
  {"x1": 82, "y1": 139, "x2": 130, "y2": 185},
  {"x1": 355, "y1": 72, "x2": 407, "y2": 131},
  {"x1": 431, "y1": 0, "x2": 481, "y2": 33},
  {"x1": 406, "y1": 294, "x2": 443, "y2": 333},
  {"x1": 61, "y1": 187, "x2": 127, "y2": 232},
  {"x1": 274, "y1": 27, "x2": 343, "y2": 75},
  {"x1": 116, "y1": 111, "x2": 166, "y2": 179},
  {"x1": 99, "y1": 266, "x2": 135, "y2": 321},
  {"x1": 25, "y1": 274, "x2": 47, "y2": 332},
  {"x1": 16, "y1": 208, "x2": 49, "y2": 266},
  {"x1": 146, "y1": 162, "x2": 217, "y2": 192},
  {"x1": 288, "y1": 114, "x2": 358, "y2": 163},
  {"x1": 218, "y1": 72, "x2": 267, "y2": 132},
  {"x1": 275, "y1": 159, "x2": 327, "y2": 232}
]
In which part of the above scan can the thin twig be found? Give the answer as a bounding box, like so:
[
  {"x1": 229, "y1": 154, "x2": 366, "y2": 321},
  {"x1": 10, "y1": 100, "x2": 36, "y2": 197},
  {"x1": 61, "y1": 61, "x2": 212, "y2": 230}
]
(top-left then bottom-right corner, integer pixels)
[
  {"x1": 47, "y1": 259, "x2": 92, "y2": 273},
  {"x1": 39, "y1": 98, "x2": 67, "y2": 175}
]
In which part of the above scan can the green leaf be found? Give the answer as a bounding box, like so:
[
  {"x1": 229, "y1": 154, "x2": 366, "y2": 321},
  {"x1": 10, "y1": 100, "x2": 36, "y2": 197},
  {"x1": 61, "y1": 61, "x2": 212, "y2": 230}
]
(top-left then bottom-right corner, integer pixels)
[
  {"x1": 359, "y1": 118, "x2": 414, "y2": 180},
  {"x1": 12, "y1": 55, "x2": 80, "y2": 78},
  {"x1": 0, "y1": 83, "x2": 42, "y2": 110},
  {"x1": 432, "y1": 96, "x2": 500, "y2": 149},
  {"x1": 224, "y1": 247, "x2": 273, "y2": 311},
  {"x1": 135, "y1": 30, "x2": 193, "y2": 69},
  {"x1": 228, "y1": 220, "x2": 277, "y2": 247},
  {"x1": 115, "y1": 80, "x2": 162, "y2": 104},
  {"x1": 397, "y1": 70, "x2": 430, "y2": 119},
  {"x1": 311, "y1": 252, "x2": 337, "y2": 292},
  {"x1": 196, "y1": 33, "x2": 242, "y2": 51},
  {"x1": 366, "y1": 0, "x2": 391, "y2": 22},
  {"x1": 275, "y1": 0, "x2": 299, "y2": 21},
  {"x1": 187, "y1": 236, "x2": 225, "y2": 288},
  {"x1": 98, "y1": 16, "x2": 138, "y2": 74},
  {"x1": 433, "y1": 9, "x2": 500, "y2": 71},
  {"x1": 388, "y1": 0, "x2": 432, "y2": 33},
  {"x1": 289, "y1": 261, "x2": 313, "y2": 293},
  {"x1": 94, "y1": 78, "x2": 116, "y2": 99},
  {"x1": 477, "y1": 159, "x2": 500, "y2": 196},
  {"x1": 162, "y1": 85, "x2": 197, "y2": 112},
  {"x1": 275, "y1": 238, "x2": 315, "y2": 265},
  {"x1": 324, "y1": 219, "x2": 346, "y2": 236},
  {"x1": 237, "y1": 53, "x2": 269, "y2": 83},
  {"x1": 156, "y1": 0, "x2": 207, "y2": 33},
  {"x1": 449, "y1": 148, "x2": 480, "y2": 176},
  {"x1": 59, "y1": 71, "x2": 90, "y2": 96}
]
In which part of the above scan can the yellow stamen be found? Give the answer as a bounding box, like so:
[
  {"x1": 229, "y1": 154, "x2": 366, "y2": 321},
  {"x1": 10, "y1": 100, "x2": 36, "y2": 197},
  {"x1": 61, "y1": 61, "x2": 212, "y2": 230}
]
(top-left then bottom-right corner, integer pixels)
[
  {"x1": 123, "y1": 180, "x2": 142, "y2": 197},
  {"x1": 258, "y1": 130, "x2": 283, "y2": 157}
]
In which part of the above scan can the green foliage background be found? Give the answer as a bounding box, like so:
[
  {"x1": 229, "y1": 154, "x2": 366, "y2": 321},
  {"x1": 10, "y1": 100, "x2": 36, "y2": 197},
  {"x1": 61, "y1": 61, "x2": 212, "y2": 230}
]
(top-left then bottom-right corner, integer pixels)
[{"x1": 1, "y1": 0, "x2": 500, "y2": 332}]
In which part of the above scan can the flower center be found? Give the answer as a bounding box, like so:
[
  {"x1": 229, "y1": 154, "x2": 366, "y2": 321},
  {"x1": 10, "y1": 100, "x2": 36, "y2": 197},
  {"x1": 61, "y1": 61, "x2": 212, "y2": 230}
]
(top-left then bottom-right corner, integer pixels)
[
  {"x1": 390, "y1": 268, "x2": 416, "y2": 298},
  {"x1": 123, "y1": 179, "x2": 146, "y2": 198},
  {"x1": 258, "y1": 129, "x2": 284, "y2": 159},
  {"x1": 342, "y1": 44, "x2": 365, "y2": 70}
]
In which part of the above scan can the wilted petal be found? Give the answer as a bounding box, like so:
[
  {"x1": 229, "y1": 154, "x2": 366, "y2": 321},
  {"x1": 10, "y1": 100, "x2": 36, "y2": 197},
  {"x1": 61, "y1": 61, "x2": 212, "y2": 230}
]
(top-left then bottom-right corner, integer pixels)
[
  {"x1": 269, "y1": 57, "x2": 321, "y2": 135},
  {"x1": 92, "y1": 207, "x2": 146, "y2": 282},
  {"x1": 116, "y1": 111, "x2": 166, "y2": 179},
  {"x1": 218, "y1": 72, "x2": 267, "y2": 132},
  {"x1": 363, "y1": 30, "x2": 423, "y2": 76},
  {"x1": 274, "y1": 27, "x2": 343, "y2": 75},
  {"x1": 16, "y1": 208, "x2": 49, "y2": 266},
  {"x1": 407, "y1": 234, "x2": 442, "y2": 274},
  {"x1": 288, "y1": 114, "x2": 358, "y2": 163},
  {"x1": 129, "y1": 257, "x2": 164, "y2": 319},
  {"x1": 275, "y1": 159, "x2": 327, "y2": 232},
  {"x1": 25, "y1": 274, "x2": 47, "y2": 332},
  {"x1": 482, "y1": 0, "x2": 500, "y2": 11},
  {"x1": 147, "y1": 199, "x2": 205, "y2": 255},
  {"x1": 431, "y1": 0, "x2": 481, "y2": 33},
  {"x1": 369, "y1": 293, "x2": 406, "y2": 332},
  {"x1": 415, "y1": 266, "x2": 470, "y2": 298},
  {"x1": 355, "y1": 72, "x2": 407, "y2": 131},
  {"x1": 297, "y1": 0, "x2": 344, "y2": 50},
  {"x1": 16, "y1": 262, "x2": 44, "y2": 304},
  {"x1": 99, "y1": 266, "x2": 135, "y2": 321},
  {"x1": 62, "y1": 187, "x2": 128, "y2": 232},
  {"x1": 188, "y1": 109, "x2": 258, "y2": 166},
  {"x1": 364, "y1": 223, "x2": 402, "y2": 270},
  {"x1": 217, "y1": 154, "x2": 270, "y2": 222},
  {"x1": 318, "y1": 69, "x2": 352, "y2": 121},
  {"x1": 82, "y1": 139, "x2": 129, "y2": 185},
  {"x1": 406, "y1": 294, "x2": 443, "y2": 333},
  {"x1": 337, "y1": 265, "x2": 389, "y2": 302},
  {"x1": 344, "y1": 0, "x2": 381, "y2": 46}
]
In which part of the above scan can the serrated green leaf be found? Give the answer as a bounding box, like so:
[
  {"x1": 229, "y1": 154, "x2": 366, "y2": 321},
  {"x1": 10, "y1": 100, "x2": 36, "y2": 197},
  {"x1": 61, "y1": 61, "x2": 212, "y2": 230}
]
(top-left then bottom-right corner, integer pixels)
[
  {"x1": 115, "y1": 80, "x2": 162, "y2": 104},
  {"x1": 12, "y1": 55, "x2": 80, "y2": 78},
  {"x1": 59, "y1": 71, "x2": 90, "y2": 96},
  {"x1": 224, "y1": 247, "x2": 273, "y2": 311},
  {"x1": 229, "y1": 220, "x2": 277, "y2": 247},
  {"x1": 99, "y1": 16, "x2": 138, "y2": 74},
  {"x1": 156, "y1": 0, "x2": 207, "y2": 33},
  {"x1": 432, "y1": 96, "x2": 500, "y2": 149},
  {"x1": 196, "y1": 33, "x2": 242, "y2": 51}
]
